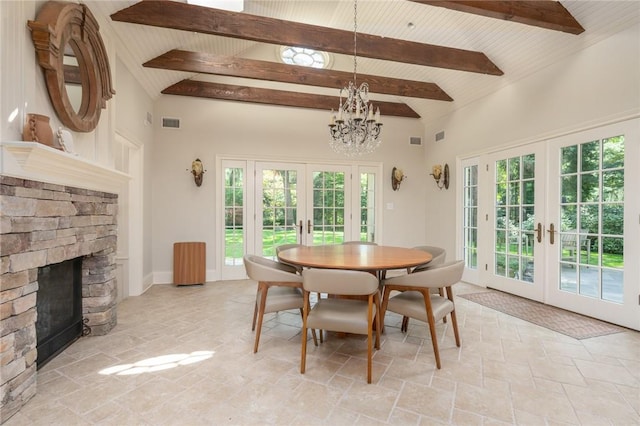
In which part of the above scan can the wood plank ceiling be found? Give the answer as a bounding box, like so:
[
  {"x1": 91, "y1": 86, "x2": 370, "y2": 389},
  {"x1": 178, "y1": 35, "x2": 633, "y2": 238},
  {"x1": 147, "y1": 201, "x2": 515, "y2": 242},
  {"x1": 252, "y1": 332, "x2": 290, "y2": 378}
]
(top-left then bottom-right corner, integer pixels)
[{"x1": 110, "y1": 1, "x2": 584, "y2": 119}]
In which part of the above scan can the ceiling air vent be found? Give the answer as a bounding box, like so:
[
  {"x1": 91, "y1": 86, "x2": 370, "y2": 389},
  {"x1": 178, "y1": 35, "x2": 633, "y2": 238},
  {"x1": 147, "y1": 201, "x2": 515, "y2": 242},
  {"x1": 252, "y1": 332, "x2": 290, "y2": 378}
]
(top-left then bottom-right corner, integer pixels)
[
  {"x1": 435, "y1": 131, "x2": 445, "y2": 142},
  {"x1": 409, "y1": 136, "x2": 422, "y2": 146},
  {"x1": 162, "y1": 117, "x2": 180, "y2": 129}
]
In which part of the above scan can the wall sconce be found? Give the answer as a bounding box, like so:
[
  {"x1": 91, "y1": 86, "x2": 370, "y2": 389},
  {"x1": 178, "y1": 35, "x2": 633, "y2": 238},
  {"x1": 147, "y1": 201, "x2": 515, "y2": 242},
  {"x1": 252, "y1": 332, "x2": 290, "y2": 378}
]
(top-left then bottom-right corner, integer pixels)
[
  {"x1": 391, "y1": 167, "x2": 407, "y2": 191},
  {"x1": 431, "y1": 163, "x2": 449, "y2": 190},
  {"x1": 189, "y1": 158, "x2": 205, "y2": 187}
]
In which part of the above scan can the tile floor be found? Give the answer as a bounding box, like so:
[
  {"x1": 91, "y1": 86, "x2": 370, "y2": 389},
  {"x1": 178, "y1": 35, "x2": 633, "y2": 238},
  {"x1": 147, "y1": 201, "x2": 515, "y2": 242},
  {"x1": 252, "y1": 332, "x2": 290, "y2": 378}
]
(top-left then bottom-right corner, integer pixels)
[{"x1": 5, "y1": 280, "x2": 640, "y2": 425}]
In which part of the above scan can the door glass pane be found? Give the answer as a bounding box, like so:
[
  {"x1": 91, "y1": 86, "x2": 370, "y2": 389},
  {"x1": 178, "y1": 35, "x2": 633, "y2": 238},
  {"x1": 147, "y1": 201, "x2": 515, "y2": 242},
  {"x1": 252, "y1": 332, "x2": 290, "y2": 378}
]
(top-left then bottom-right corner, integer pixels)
[
  {"x1": 581, "y1": 173, "x2": 599, "y2": 202},
  {"x1": 463, "y1": 165, "x2": 478, "y2": 269},
  {"x1": 561, "y1": 145, "x2": 578, "y2": 174},
  {"x1": 494, "y1": 155, "x2": 534, "y2": 282},
  {"x1": 224, "y1": 168, "x2": 244, "y2": 266},
  {"x1": 312, "y1": 171, "x2": 345, "y2": 244},
  {"x1": 558, "y1": 136, "x2": 625, "y2": 303},
  {"x1": 360, "y1": 172, "x2": 376, "y2": 242},
  {"x1": 522, "y1": 154, "x2": 535, "y2": 179},
  {"x1": 581, "y1": 140, "x2": 600, "y2": 171},
  {"x1": 261, "y1": 169, "x2": 298, "y2": 258},
  {"x1": 561, "y1": 175, "x2": 578, "y2": 203}
]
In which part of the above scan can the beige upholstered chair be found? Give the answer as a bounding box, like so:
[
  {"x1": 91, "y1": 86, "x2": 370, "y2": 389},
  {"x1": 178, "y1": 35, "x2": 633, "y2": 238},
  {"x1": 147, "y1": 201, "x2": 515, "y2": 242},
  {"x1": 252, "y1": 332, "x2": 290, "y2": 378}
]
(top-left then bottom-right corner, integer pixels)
[
  {"x1": 409, "y1": 245, "x2": 446, "y2": 273},
  {"x1": 300, "y1": 268, "x2": 381, "y2": 383},
  {"x1": 275, "y1": 243, "x2": 303, "y2": 274},
  {"x1": 381, "y1": 260, "x2": 464, "y2": 369},
  {"x1": 243, "y1": 255, "x2": 316, "y2": 353},
  {"x1": 400, "y1": 245, "x2": 447, "y2": 330}
]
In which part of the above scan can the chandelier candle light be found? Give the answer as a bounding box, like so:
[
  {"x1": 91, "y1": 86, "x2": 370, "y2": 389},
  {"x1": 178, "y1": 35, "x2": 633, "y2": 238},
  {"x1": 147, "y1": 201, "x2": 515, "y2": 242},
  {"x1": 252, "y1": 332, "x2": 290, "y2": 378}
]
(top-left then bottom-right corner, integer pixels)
[{"x1": 328, "y1": 0, "x2": 382, "y2": 156}]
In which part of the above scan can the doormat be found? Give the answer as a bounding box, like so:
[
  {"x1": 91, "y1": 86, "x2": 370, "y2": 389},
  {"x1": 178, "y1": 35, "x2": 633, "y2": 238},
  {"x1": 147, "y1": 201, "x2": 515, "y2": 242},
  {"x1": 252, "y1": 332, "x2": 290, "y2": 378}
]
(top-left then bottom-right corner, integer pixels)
[{"x1": 458, "y1": 289, "x2": 627, "y2": 339}]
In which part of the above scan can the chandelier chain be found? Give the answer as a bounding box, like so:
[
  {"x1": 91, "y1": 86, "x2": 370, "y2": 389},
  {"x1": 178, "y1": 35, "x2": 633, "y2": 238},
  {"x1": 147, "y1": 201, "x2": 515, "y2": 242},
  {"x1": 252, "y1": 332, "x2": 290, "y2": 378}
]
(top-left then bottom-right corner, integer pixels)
[{"x1": 353, "y1": 0, "x2": 357, "y2": 85}]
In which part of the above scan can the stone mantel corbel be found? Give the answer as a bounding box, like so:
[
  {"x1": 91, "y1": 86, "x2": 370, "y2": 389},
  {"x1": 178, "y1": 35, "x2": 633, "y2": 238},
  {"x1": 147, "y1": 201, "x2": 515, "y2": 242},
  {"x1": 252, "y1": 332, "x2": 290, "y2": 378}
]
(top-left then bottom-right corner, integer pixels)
[{"x1": 1, "y1": 141, "x2": 130, "y2": 193}]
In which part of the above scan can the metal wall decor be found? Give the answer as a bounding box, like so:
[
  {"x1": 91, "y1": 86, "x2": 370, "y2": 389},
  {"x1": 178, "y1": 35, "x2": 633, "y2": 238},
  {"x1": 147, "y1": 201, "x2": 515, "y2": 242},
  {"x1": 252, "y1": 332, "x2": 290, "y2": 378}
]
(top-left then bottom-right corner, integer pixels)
[
  {"x1": 431, "y1": 163, "x2": 449, "y2": 190},
  {"x1": 391, "y1": 167, "x2": 406, "y2": 191},
  {"x1": 190, "y1": 158, "x2": 205, "y2": 186}
]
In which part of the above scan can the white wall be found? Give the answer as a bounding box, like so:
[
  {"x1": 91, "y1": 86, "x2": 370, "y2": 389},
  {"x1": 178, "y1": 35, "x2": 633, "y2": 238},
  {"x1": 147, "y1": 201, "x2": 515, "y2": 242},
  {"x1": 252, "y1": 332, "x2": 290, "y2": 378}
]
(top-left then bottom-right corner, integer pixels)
[
  {"x1": 422, "y1": 23, "x2": 640, "y2": 259},
  {"x1": 111, "y1": 58, "x2": 155, "y2": 294},
  {"x1": 1, "y1": 1, "x2": 155, "y2": 297},
  {"x1": 1, "y1": 1, "x2": 51, "y2": 143},
  {"x1": 151, "y1": 96, "x2": 428, "y2": 281}
]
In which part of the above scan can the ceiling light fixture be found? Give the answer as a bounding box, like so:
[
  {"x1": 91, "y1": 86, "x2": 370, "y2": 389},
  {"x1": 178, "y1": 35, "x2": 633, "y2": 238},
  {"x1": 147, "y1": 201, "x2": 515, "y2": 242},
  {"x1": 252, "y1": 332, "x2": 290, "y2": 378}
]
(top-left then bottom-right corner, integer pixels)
[{"x1": 328, "y1": 0, "x2": 382, "y2": 156}]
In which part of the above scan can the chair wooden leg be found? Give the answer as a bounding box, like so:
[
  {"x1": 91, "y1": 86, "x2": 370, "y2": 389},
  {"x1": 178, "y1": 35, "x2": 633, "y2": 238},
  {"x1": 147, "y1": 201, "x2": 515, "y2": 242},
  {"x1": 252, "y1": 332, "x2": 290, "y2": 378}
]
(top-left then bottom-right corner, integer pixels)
[
  {"x1": 446, "y1": 286, "x2": 461, "y2": 347},
  {"x1": 301, "y1": 308, "x2": 319, "y2": 346},
  {"x1": 314, "y1": 293, "x2": 324, "y2": 343},
  {"x1": 253, "y1": 282, "x2": 269, "y2": 353},
  {"x1": 423, "y1": 291, "x2": 441, "y2": 369},
  {"x1": 367, "y1": 329, "x2": 372, "y2": 383},
  {"x1": 450, "y1": 310, "x2": 461, "y2": 347},
  {"x1": 374, "y1": 292, "x2": 381, "y2": 350},
  {"x1": 301, "y1": 326, "x2": 308, "y2": 374},
  {"x1": 251, "y1": 299, "x2": 258, "y2": 331},
  {"x1": 401, "y1": 316, "x2": 409, "y2": 332},
  {"x1": 380, "y1": 285, "x2": 392, "y2": 334},
  {"x1": 251, "y1": 282, "x2": 262, "y2": 331},
  {"x1": 367, "y1": 295, "x2": 373, "y2": 384},
  {"x1": 301, "y1": 290, "x2": 311, "y2": 374}
]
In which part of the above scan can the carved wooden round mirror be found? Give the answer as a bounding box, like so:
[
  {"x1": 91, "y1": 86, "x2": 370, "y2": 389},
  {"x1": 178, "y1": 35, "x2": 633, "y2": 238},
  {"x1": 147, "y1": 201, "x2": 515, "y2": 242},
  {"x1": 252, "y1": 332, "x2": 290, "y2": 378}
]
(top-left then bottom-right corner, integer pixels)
[
  {"x1": 28, "y1": 1, "x2": 115, "y2": 132},
  {"x1": 63, "y1": 39, "x2": 84, "y2": 115}
]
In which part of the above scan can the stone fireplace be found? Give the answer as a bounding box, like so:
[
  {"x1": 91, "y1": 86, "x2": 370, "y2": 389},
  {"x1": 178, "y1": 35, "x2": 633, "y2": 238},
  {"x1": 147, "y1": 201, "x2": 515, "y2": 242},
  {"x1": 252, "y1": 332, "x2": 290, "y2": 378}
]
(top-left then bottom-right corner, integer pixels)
[{"x1": 0, "y1": 175, "x2": 119, "y2": 421}]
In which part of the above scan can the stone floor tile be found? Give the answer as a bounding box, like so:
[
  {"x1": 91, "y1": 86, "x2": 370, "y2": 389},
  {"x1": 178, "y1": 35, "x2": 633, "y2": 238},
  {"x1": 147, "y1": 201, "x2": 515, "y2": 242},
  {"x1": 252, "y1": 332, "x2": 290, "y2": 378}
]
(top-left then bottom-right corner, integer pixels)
[{"x1": 5, "y1": 280, "x2": 639, "y2": 426}]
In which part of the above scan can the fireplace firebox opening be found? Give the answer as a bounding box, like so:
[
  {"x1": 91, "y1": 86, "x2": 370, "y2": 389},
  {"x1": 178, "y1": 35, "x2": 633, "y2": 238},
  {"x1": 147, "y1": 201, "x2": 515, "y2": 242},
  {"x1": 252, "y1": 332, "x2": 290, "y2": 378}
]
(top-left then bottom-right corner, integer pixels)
[{"x1": 36, "y1": 257, "x2": 84, "y2": 368}]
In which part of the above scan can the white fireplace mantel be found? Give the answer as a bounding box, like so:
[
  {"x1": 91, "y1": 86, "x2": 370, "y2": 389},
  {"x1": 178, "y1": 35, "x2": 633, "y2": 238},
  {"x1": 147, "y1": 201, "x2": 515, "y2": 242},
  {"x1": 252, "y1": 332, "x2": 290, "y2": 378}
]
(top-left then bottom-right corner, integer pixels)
[{"x1": 1, "y1": 142, "x2": 130, "y2": 194}]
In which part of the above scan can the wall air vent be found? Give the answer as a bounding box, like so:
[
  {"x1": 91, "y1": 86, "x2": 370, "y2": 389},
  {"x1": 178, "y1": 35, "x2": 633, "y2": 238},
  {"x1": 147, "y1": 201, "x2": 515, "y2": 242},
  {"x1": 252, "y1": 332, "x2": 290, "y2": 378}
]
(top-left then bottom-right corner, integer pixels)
[
  {"x1": 162, "y1": 117, "x2": 180, "y2": 129},
  {"x1": 409, "y1": 136, "x2": 422, "y2": 146},
  {"x1": 435, "y1": 131, "x2": 445, "y2": 142},
  {"x1": 145, "y1": 112, "x2": 153, "y2": 126}
]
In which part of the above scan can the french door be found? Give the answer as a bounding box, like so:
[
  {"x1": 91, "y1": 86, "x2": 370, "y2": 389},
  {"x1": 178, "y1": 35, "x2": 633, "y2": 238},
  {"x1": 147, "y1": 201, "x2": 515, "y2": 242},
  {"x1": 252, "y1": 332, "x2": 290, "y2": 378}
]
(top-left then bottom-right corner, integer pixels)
[
  {"x1": 545, "y1": 120, "x2": 639, "y2": 328},
  {"x1": 256, "y1": 162, "x2": 352, "y2": 257},
  {"x1": 219, "y1": 158, "x2": 382, "y2": 279},
  {"x1": 482, "y1": 144, "x2": 547, "y2": 301},
  {"x1": 471, "y1": 118, "x2": 639, "y2": 329}
]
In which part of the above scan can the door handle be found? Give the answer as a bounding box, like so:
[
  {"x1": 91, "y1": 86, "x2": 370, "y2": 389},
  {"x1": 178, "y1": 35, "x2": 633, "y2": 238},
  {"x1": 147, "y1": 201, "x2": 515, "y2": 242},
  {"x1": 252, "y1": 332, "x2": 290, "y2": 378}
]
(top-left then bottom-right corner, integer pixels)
[
  {"x1": 547, "y1": 223, "x2": 555, "y2": 245},
  {"x1": 298, "y1": 220, "x2": 303, "y2": 243},
  {"x1": 535, "y1": 223, "x2": 543, "y2": 243},
  {"x1": 307, "y1": 219, "x2": 312, "y2": 234}
]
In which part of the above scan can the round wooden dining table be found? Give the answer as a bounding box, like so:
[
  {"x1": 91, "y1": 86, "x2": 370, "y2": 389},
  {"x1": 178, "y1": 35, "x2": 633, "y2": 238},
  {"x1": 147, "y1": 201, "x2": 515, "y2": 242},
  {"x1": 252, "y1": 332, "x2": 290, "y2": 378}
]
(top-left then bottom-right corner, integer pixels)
[{"x1": 277, "y1": 244, "x2": 432, "y2": 274}]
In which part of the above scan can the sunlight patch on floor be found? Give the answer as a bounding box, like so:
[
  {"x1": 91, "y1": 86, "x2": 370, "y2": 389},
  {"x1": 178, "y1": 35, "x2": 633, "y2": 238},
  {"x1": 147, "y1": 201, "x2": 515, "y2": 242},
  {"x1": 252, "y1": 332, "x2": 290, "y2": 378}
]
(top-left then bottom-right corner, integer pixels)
[{"x1": 98, "y1": 351, "x2": 215, "y2": 376}]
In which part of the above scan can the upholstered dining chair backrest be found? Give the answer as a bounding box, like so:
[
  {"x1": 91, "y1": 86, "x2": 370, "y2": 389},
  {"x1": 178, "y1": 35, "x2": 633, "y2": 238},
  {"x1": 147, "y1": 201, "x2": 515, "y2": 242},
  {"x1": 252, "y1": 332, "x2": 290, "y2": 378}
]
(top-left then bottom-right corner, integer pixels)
[
  {"x1": 302, "y1": 268, "x2": 379, "y2": 296},
  {"x1": 385, "y1": 260, "x2": 464, "y2": 289},
  {"x1": 243, "y1": 254, "x2": 300, "y2": 282},
  {"x1": 413, "y1": 246, "x2": 446, "y2": 265},
  {"x1": 410, "y1": 246, "x2": 446, "y2": 272},
  {"x1": 275, "y1": 243, "x2": 304, "y2": 272}
]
